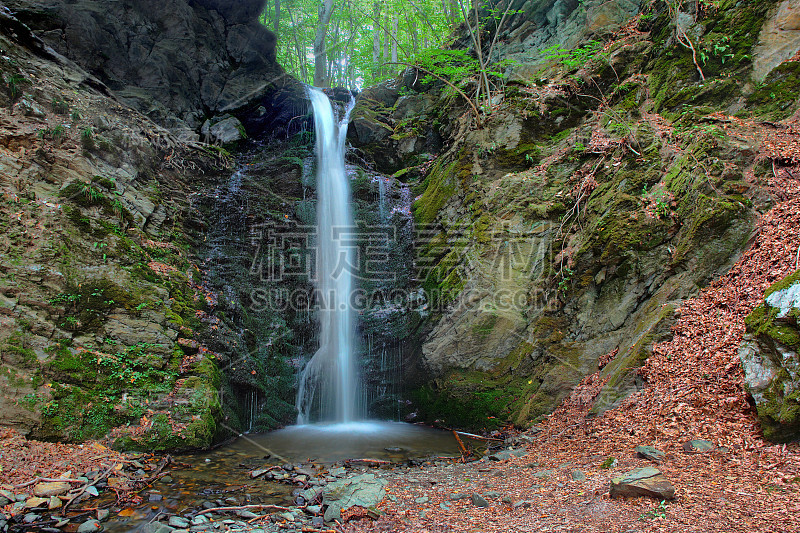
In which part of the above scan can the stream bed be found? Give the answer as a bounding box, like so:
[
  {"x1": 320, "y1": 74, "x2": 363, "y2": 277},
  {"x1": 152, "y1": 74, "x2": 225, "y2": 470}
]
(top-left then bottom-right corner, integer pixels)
[{"x1": 103, "y1": 422, "x2": 477, "y2": 532}]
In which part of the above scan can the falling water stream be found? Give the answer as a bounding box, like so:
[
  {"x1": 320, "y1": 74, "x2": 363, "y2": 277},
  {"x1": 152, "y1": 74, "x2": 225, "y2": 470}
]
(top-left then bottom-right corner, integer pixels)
[{"x1": 296, "y1": 87, "x2": 359, "y2": 424}]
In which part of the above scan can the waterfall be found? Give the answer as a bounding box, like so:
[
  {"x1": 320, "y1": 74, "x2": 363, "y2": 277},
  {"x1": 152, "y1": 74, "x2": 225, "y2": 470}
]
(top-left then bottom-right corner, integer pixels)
[{"x1": 296, "y1": 87, "x2": 359, "y2": 424}]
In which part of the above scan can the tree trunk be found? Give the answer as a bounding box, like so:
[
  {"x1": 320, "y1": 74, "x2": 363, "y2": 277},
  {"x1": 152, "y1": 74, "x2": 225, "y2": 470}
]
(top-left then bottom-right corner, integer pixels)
[
  {"x1": 274, "y1": 0, "x2": 280, "y2": 35},
  {"x1": 382, "y1": 13, "x2": 390, "y2": 76},
  {"x1": 410, "y1": 18, "x2": 418, "y2": 54},
  {"x1": 372, "y1": 1, "x2": 381, "y2": 76},
  {"x1": 391, "y1": 16, "x2": 398, "y2": 63},
  {"x1": 313, "y1": 0, "x2": 335, "y2": 87},
  {"x1": 286, "y1": 6, "x2": 308, "y2": 82}
]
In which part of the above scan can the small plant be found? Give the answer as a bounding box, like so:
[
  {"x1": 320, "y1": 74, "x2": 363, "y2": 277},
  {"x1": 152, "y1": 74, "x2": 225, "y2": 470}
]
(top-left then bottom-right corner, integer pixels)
[
  {"x1": 639, "y1": 500, "x2": 668, "y2": 521},
  {"x1": 558, "y1": 267, "x2": 574, "y2": 291},
  {"x1": 71, "y1": 110, "x2": 81, "y2": 122},
  {"x1": 81, "y1": 127, "x2": 95, "y2": 149},
  {"x1": 51, "y1": 97, "x2": 69, "y2": 115},
  {"x1": 600, "y1": 456, "x2": 617, "y2": 469},
  {"x1": 5, "y1": 74, "x2": 24, "y2": 102}
]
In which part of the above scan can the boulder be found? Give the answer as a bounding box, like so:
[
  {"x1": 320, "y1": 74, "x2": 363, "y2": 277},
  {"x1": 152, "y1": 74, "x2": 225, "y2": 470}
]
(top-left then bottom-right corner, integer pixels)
[
  {"x1": 201, "y1": 115, "x2": 246, "y2": 145},
  {"x1": 610, "y1": 467, "x2": 675, "y2": 500},
  {"x1": 636, "y1": 445, "x2": 666, "y2": 463},
  {"x1": 739, "y1": 271, "x2": 800, "y2": 442},
  {"x1": 322, "y1": 473, "x2": 387, "y2": 522}
]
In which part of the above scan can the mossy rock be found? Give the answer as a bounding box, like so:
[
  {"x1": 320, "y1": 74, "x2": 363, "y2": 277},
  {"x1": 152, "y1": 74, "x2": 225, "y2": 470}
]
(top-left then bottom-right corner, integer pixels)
[{"x1": 740, "y1": 270, "x2": 800, "y2": 442}]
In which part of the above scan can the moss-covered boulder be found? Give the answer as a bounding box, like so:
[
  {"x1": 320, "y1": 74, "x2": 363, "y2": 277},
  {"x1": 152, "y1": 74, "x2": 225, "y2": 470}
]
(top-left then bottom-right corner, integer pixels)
[{"x1": 739, "y1": 270, "x2": 800, "y2": 442}]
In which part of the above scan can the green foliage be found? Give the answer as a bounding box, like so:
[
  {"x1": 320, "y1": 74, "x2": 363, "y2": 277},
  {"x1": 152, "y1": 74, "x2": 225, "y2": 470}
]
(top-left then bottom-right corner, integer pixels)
[
  {"x1": 4, "y1": 73, "x2": 24, "y2": 102},
  {"x1": 639, "y1": 500, "x2": 668, "y2": 521},
  {"x1": 51, "y1": 97, "x2": 70, "y2": 115},
  {"x1": 81, "y1": 127, "x2": 95, "y2": 149},
  {"x1": 412, "y1": 48, "x2": 479, "y2": 88},
  {"x1": 541, "y1": 40, "x2": 605, "y2": 71},
  {"x1": 262, "y1": 0, "x2": 453, "y2": 87}
]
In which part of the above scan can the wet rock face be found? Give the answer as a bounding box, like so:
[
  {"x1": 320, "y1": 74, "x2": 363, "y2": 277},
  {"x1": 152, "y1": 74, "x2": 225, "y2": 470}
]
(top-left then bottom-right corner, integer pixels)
[
  {"x1": 740, "y1": 270, "x2": 800, "y2": 442},
  {"x1": 4, "y1": 0, "x2": 281, "y2": 133}
]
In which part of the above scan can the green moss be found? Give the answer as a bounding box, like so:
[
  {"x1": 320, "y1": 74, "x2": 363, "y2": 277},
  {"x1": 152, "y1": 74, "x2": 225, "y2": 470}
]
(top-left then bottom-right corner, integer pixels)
[
  {"x1": 413, "y1": 157, "x2": 463, "y2": 225},
  {"x1": 747, "y1": 62, "x2": 800, "y2": 120},
  {"x1": 745, "y1": 270, "x2": 800, "y2": 348},
  {"x1": 472, "y1": 313, "x2": 498, "y2": 339}
]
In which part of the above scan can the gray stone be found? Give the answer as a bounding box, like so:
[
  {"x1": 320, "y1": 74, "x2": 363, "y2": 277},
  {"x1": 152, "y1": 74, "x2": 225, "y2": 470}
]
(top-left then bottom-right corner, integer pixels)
[
  {"x1": 682, "y1": 440, "x2": 715, "y2": 453},
  {"x1": 448, "y1": 493, "x2": 471, "y2": 500},
  {"x1": 235, "y1": 511, "x2": 258, "y2": 519},
  {"x1": 470, "y1": 493, "x2": 489, "y2": 507},
  {"x1": 18, "y1": 96, "x2": 46, "y2": 118},
  {"x1": 201, "y1": 115, "x2": 245, "y2": 145},
  {"x1": 610, "y1": 467, "x2": 675, "y2": 500},
  {"x1": 322, "y1": 473, "x2": 387, "y2": 522},
  {"x1": 570, "y1": 470, "x2": 586, "y2": 481},
  {"x1": 636, "y1": 445, "x2": 666, "y2": 463},
  {"x1": 414, "y1": 496, "x2": 429, "y2": 504},
  {"x1": 76, "y1": 520, "x2": 103, "y2": 532},
  {"x1": 766, "y1": 282, "x2": 800, "y2": 318},
  {"x1": 168, "y1": 517, "x2": 190, "y2": 528},
  {"x1": 489, "y1": 449, "x2": 528, "y2": 461}
]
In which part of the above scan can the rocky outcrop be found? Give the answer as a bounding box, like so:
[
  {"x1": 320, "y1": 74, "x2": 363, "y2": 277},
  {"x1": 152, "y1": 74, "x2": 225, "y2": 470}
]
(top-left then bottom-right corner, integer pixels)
[
  {"x1": 752, "y1": 0, "x2": 800, "y2": 81},
  {"x1": 739, "y1": 270, "x2": 800, "y2": 442},
  {"x1": 0, "y1": 10, "x2": 227, "y2": 449},
  {"x1": 500, "y1": 0, "x2": 645, "y2": 83},
  {"x1": 3, "y1": 0, "x2": 286, "y2": 135},
  {"x1": 343, "y1": 0, "x2": 800, "y2": 430}
]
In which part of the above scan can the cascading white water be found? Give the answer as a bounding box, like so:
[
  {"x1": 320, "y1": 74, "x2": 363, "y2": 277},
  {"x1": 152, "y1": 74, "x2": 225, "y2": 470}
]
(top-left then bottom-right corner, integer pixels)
[{"x1": 296, "y1": 87, "x2": 359, "y2": 424}]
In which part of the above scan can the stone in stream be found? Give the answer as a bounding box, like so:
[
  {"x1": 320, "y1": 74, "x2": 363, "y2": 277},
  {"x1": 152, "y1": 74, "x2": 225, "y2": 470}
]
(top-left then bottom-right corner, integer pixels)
[
  {"x1": 48, "y1": 496, "x2": 62, "y2": 510},
  {"x1": 470, "y1": 494, "x2": 490, "y2": 507},
  {"x1": 322, "y1": 473, "x2": 388, "y2": 522},
  {"x1": 610, "y1": 467, "x2": 676, "y2": 500},
  {"x1": 636, "y1": 445, "x2": 666, "y2": 463},
  {"x1": 168, "y1": 516, "x2": 190, "y2": 528},
  {"x1": 76, "y1": 520, "x2": 103, "y2": 532},
  {"x1": 24, "y1": 497, "x2": 48, "y2": 508},
  {"x1": 682, "y1": 440, "x2": 715, "y2": 453},
  {"x1": 33, "y1": 482, "x2": 71, "y2": 498},
  {"x1": 249, "y1": 467, "x2": 270, "y2": 478}
]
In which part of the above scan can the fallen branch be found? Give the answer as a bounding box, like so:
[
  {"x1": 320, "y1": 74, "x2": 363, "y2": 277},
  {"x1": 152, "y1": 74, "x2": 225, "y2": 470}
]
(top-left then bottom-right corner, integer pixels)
[
  {"x1": 345, "y1": 458, "x2": 391, "y2": 466},
  {"x1": 13, "y1": 477, "x2": 86, "y2": 488},
  {"x1": 62, "y1": 462, "x2": 117, "y2": 513},
  {"x1": 196, "y1": 504, "x2": 291, "y2": 516},
  {"x1": 452, "y1": 430, "x2": 471, "y2": 460},
  {"x1": 451, "y1": 430, "x2": 504, "y2": 442}
]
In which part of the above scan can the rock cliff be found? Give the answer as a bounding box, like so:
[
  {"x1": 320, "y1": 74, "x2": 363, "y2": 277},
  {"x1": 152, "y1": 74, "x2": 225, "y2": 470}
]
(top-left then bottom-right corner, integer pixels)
[{"x1": 350, "y1": 0, "x2": 800, "y2": 430}]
